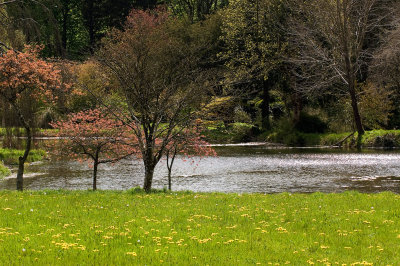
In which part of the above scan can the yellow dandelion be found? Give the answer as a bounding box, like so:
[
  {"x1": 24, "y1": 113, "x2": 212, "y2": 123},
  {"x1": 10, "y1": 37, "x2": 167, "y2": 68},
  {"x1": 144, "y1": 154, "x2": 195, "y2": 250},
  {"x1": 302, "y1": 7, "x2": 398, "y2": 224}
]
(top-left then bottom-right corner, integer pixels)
[{"x1": 126, "y1": 252, "x2": 137, "y2": 256}]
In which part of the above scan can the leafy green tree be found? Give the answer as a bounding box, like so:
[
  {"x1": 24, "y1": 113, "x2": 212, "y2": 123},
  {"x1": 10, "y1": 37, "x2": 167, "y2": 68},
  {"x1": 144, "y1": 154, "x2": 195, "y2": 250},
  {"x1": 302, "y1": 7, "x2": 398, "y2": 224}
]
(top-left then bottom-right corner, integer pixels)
[
  {"x1": 167, "y1": 0, "x2": 227, "y2": 22},
  {"x1": 219, "y1": 0, "x2": 287, "y2": 130}
]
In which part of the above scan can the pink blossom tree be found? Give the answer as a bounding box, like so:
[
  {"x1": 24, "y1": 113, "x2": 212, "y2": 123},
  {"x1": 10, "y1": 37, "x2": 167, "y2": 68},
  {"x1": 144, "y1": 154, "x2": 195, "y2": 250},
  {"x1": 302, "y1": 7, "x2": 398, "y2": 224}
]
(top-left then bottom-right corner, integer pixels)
[
  {"x1": 50, "y1": 108, "x2": 138, "y2": 190},
  {"x1": 0, "y1": 45, "x2": 61, "y2": 190}
]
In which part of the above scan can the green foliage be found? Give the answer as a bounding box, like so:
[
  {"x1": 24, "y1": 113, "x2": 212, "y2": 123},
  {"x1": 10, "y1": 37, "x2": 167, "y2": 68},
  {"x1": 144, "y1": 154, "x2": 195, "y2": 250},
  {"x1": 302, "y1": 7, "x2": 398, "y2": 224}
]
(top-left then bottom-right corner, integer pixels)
[
  {"x1": 202, "y1": 122, "x2": 256, "y2": 143},
  {"x1": 231, "y1": 122, "x2": 255, "y2": 142},
  {"x1": 295, "y1": 112, "x2": 328, "y2": 134},
  {"x1": 1, "y1": 191, "x2": 400, "y2": 264},
  {"x1": 201, "y1": 96, "x2": 236, "y2": 124},
  {"x1": 167, "y1": 0, "x2": 227, "y2": 22},
  {"x1": 359, "y1": 83, "x2": 394, "y2": 129},
  {"x1": 219, "y1": 0, "x2": 284, "y2": 83},
  {"x1": 233, "y1": 106, "x2": 252, "y2": 123},
  {"x1": 0, "y1": 149, "x2": 46, "y2": 165},
  {"x1": 268, "y1": 117, "x2": 304, "y2": 146}
]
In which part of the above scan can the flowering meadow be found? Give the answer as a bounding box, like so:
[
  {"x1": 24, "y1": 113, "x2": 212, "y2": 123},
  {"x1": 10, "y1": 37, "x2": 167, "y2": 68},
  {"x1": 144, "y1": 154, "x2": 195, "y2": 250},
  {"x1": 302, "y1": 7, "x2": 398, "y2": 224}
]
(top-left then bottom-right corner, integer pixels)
[{"x1": 0, "y1": 190, "x2": 399, "y2": 265}]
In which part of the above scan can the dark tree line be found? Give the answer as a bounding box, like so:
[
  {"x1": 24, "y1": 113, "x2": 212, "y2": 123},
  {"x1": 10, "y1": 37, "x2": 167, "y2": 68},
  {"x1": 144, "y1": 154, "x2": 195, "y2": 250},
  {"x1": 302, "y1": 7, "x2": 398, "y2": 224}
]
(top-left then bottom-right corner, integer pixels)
[{"x1": 2, "y1": 0, "x2": 400, "y2": 142}]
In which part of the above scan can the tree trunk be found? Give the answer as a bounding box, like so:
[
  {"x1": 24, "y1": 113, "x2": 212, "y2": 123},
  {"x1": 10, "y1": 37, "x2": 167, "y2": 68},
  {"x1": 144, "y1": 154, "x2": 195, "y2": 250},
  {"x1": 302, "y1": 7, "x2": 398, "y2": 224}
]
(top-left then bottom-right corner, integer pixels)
[
  {"x1": 16, "y1": 156, "x2": 25, "y2": 191},
  {"x1": 349, "y1": 85, "x2": 364, "y2": 136},
  {"x1": 61, "y1": 1, "x2": 69, "y2": 56},
  {"x1": 166, "y1": 149, "x2": 176, "y2": 191},
  {"x1": 344, "y1": 56, "x2": 364, "y2": 138},
  {"x1": 92, "y1": 149, "x2": 100, "y2": 190},
  {"x1": 1, "y1": 100, "x2": 5, "y2": 128},
  {"x1": 84, "y1": 0, "x2": 95, "y2": 53},
  {"x1": 10, "y1": 102, "x2": 32, "y2": 191},
  {"x1": 17, "y1": 126, "x2": 31, "y2": 191},
  {"x1": 261, "y1": 79, "x2": 271, "y2": 130},
  {"x1": 340, "y1": 0, "x2": 364, "y2": 141},
  {"x1": 93, "y1": 162, "x2": 98, "y2": 191},
  {"x1": 292, "y1": 91, "x2": 303, "y2": 124},
  {"x1": 143, "y1": 162, "x2": 155, "y2": 193},
  {"x1": 168, "y1": 170, "x2": 172, "y2": 191}
]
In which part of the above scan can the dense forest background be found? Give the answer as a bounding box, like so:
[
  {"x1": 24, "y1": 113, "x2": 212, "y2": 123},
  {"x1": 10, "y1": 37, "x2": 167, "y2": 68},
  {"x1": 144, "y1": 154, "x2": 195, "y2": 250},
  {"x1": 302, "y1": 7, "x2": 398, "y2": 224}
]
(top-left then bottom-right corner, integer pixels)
[{"x1": 1, "y1": 0, "x2": 400, "y2": 145}]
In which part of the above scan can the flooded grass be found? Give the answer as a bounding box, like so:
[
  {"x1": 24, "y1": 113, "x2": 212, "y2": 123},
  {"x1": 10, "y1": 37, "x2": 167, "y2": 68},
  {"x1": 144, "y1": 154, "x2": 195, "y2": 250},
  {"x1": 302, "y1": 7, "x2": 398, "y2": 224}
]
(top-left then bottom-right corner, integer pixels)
[
  {"x1": 0, "y1": 148, "x2": 46, "y2": 165},
  {"x1": 0, "y1": 190, "x2": 399, "y2": 264},
  {"x1": 0, "y1": 162, "x2": 10, "y2": 179}
]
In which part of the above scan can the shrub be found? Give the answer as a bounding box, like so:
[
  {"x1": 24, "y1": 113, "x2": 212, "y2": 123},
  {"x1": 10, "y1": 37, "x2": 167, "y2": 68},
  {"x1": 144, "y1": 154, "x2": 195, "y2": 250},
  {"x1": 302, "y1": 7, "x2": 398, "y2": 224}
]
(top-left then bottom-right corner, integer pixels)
[
  {"x1": 295, "y1": 112, "x2": 327, "y2": 133},
  {"x1": 231, "y1": 123, "x2": 255, "y2": 142},
  {"x1": 234, "y1": 106, "x2": 252, "y2": 124}
]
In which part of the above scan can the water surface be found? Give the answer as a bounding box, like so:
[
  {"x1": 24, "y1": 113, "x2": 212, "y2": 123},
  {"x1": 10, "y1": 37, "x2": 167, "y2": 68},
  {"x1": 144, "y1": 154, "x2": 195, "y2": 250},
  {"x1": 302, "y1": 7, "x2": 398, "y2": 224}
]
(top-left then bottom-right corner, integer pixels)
[{"x1": 1, "y1": 145, "x2": 400, "y2": 193}]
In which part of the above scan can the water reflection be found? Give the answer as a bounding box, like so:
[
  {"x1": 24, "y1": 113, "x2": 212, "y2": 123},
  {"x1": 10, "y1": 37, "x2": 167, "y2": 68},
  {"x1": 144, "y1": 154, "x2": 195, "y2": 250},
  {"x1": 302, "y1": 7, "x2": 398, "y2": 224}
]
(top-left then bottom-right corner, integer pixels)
[{"x1": 1, "y1": 145, "x2": 400, "y2": 193}]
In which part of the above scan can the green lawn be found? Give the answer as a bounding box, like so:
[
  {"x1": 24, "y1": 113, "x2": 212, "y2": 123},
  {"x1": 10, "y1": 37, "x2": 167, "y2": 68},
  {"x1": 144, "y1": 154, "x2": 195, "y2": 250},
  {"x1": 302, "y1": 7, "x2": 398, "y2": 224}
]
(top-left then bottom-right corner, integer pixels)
[{"x1": 0, "y1": 190, "x2": 399, "y2": 265}]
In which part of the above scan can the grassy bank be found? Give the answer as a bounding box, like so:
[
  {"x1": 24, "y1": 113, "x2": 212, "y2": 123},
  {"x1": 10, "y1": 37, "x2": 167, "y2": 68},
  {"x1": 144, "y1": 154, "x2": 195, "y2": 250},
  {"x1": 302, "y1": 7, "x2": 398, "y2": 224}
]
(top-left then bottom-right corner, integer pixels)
[
  {"x1": 201, "y1": 122, "x2": 400, "y2": 147},
  {"x1": 0, "y1": 127, "x2": 58, "y2": 137},
  {"x1": 0, "y1": 190, "x2": 399, "y2": 264},
  {"x1": 202, "y1": 122, "x2": 259, "y2": 143},
  {"x1": 267, "y1": 130, "x2": 400, "y2": 148}
]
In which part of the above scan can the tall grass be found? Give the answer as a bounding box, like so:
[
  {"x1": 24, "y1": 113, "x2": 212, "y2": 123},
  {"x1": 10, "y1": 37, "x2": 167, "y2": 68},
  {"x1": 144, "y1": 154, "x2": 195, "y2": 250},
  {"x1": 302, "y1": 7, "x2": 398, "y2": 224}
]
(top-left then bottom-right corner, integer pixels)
[{"x1": 0, "y1": 191, "x2": 399, "y2": 264}]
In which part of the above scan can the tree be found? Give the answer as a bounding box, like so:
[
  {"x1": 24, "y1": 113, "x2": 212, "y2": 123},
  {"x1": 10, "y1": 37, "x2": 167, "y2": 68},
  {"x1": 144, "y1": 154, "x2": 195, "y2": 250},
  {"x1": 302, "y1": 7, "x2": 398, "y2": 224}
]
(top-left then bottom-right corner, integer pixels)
[
  {"x1": 371, "y1": 19, "x2": 400, "y2": 128},
  {"x1": 50, "y1": 108, "x2": 137, "y2": 190},
  {"x1": 0, "y1": 46, "x2": 61, "y2": 190},
  {"x1": 288, "y1": 0, "x2": 398, "y2": 139},
  {"x1": 165, "y1": 125, "x2": 215, "y2": 190},
  {"x1": 358, "y1": 82, "x2": 393, "y2": 129},
  {"x1": 81, "y1": 0, "x2": 139, "y2": 53},
  {"x1": 219, "y1": 0, "x2": 287, "y2": 130},
  {"x1": 96, "y1": 8, "x2": 208, "y2": 192},
  {"x1": 0, "y1": 3, "x2": 26, "y2": 52},
  {"x1": 2, "y1": 0, "x2": 64, "y2": 56},
  {"x1": 167, "y1": 0, "x2": 227, "y2": 23}
]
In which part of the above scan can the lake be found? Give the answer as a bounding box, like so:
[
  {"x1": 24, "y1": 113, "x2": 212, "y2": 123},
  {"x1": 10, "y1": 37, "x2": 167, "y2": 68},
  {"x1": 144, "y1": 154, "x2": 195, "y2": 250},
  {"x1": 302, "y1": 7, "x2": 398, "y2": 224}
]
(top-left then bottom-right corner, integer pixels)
[{"x1": 1, "y1": 144, "x2": 400, "y2": 193}]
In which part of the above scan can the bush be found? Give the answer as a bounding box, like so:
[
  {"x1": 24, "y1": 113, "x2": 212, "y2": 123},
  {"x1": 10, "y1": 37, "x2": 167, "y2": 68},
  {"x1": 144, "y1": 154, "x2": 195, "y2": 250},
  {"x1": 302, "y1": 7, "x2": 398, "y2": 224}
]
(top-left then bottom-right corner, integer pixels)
[
  {"x1": 233, "y1": 106, "x2": 252, "y2": 124},
  {"x1": 295, "y1": 112, "x2": 328, "y2": 133},
  {"x1": 231, "y1": 123, "x2": 255, "y2": 142}
]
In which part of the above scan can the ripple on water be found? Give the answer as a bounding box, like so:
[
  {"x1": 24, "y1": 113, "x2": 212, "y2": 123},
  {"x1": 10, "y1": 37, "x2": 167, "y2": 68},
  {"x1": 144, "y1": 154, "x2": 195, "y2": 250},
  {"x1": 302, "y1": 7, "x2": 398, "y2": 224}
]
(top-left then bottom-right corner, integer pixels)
[{"x1": 1, "y1": 147, "x2": 400, "y2": 193}]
